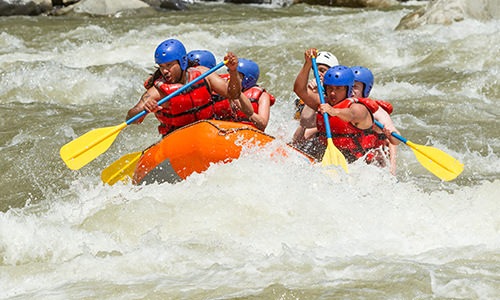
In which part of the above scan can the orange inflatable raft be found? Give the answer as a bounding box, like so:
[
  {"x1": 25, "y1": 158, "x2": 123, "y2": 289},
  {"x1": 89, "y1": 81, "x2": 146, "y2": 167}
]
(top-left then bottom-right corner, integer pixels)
[{"x1": 132, "y1": 120, "x2": 313, "y2": 185}]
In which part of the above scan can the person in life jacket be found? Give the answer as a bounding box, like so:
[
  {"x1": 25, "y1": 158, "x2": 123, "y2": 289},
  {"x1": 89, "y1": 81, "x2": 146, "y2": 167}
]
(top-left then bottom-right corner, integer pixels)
[
  {"x1": 294, "y1": 48, "x2": 385, "y2": 165},
  {"x1": 184, "y1": 50, "x2": 239, "y2": 123},
  {"x1": 229, "y1": 58, "x2": 275, "y2": 131},
  {"x1": 127, "y1": 39, "x2": 243, "y2": 136},
  {"x1": 211, "y1": 58, "x2": 275, "y2": 131},
  {"x1": 291, "y1": 50, "x2": 339, "y2": 157},
  {"x1": 294, "y1": 50, "x2": 339, "y2": 118},
  {"x1": 352, "y1": 66, "x2": 400, "y2": 175}
]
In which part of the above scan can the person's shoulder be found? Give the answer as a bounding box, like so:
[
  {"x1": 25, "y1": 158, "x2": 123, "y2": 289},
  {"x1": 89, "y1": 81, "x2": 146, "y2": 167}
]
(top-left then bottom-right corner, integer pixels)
[
  {"x1": 196, "y1": 66, "x2": 221, "y2": 80},
  {"x1": 349, "y1": 99, "x2": 371, "y2": 111},
  {"x1": 194, "y1": 66, "x2": 210, "y2": 72}
]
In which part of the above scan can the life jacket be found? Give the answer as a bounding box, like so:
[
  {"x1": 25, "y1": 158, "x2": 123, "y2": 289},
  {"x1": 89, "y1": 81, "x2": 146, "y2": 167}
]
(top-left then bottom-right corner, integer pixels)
[
  {"x1": 375, "y1": 100, "x2": 393, "y2": 114},
  {"x1": 232, "y1": 86, "x2": 275, "y2": 126},
  {"x1": 210, "y1": 73, "x2": 276, "y2": 125},
  {"x1": 154, "y1": 68, "x2": 214, "y2": 135},
  {"x1": 317, "y1": 97, "x2": 387, "y2": 163},
  {"x1": 211, "y1": 73, "x2": 233, "y2": 121}
]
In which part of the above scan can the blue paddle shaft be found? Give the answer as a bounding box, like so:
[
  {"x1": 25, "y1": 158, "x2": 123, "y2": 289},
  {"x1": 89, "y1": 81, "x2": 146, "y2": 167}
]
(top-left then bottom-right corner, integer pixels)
[
  {"x1": 311, "y1": 57, "x2": 334, "y2": 140},
  {"x1": 126, "y1": 61, "x2": 225, "y2": 125},
  {"x1": 374, "y1": 120, "x2": 408, "y2": 144}
]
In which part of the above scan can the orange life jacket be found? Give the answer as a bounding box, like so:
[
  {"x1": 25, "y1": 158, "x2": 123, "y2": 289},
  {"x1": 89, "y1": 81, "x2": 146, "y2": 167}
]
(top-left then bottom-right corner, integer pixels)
[
  {"x1": 154, "y1": 68, "x2": 214, "y2": 135},
  {"x1": 316, "y1": 97, "x2": 387, "y2": 163}
]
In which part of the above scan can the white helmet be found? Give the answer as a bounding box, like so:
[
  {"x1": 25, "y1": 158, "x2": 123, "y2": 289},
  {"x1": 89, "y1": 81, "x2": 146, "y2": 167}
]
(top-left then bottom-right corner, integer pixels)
[{"x1": 316, "y1": 51, "x2": 339, "y2": 68}]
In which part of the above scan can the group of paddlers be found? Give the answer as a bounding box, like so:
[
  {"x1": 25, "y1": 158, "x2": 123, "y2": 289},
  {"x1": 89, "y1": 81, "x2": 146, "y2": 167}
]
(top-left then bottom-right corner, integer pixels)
[{"x1": 127, "y1": 39, "x2": 401, "y2": 175}]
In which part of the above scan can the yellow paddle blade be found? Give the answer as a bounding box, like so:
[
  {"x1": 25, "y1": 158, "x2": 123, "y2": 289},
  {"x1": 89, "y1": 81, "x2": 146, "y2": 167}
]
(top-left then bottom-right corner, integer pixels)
[
  {"x1": 101, "y1": 151, "x2": 142, "y2": 186},
  {"x1": 407, "y1": 141, "x2": 464, "y2": 181},
  {"x1": 60, "y1": 122, "x2": 127, "y2": 170},
  {"x1": 321, "y1": 138, "x2": 349, "y2": 173}
]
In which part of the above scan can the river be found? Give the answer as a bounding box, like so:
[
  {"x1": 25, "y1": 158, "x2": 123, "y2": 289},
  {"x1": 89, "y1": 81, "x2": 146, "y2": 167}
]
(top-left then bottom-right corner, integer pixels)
[{"x1": 1, "y1": 2, "x2": 499, "y2": 299}]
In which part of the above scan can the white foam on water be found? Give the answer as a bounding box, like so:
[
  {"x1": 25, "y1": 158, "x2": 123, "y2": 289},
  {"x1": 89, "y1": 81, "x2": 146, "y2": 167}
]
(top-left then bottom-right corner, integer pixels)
[
  {"x1": 1, "y1": 5, "x2": 499, "y2": 298},
  {"x1": 1, "y1": 141, "x2": 499, "y2": 297}
]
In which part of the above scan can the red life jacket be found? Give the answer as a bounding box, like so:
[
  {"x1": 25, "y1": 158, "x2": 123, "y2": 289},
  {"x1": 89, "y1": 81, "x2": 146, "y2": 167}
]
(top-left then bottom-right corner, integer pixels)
[
  {"x1": 154, "y1": 68, "x2": 214, "y2": 135},
  {"x1": 232, "y1": 86, "x2": 275, "y2": 126},
  {"x1": 375, "y1": 100, "x2": 393, "y2": 114},
  {"x1": 211, "y1": 73, "x2": 233, "y2": 121},
  {"x1": 316, "y1": 97, "x2": 387, "y2": 163},
  {"x1": 210, "y1": 73, "x2": 276, "y2": 125}
]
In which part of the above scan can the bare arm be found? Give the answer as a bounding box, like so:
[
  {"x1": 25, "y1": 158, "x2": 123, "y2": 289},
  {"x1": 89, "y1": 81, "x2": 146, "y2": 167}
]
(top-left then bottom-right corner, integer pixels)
[
  {"x1": 318, "y1": 102, "x2": 373, "y2": 130},
  {"x1": 205, "y1": 67, "x2": 232, "y2": 99},
  {"x1": 293, "y1": 48, "x2": 321, "y2": 111},
  {"x1": 221, "y1": 52, "x2": 241, "y2": 101},
  {"x1": 224, "y1": 52, "x2": 256, "y2": 122},
  {"x1": 373, "y1": 107, "x2": 399, "y2": 175},
  {"x1": 373, "y1": 108, "x2": 400, "y2": 145},
  {"x1": 126, "y1": 86, "x2": 163, "y2": 123},
  {"x1": 248, "y1": 92, "x2": 271, "y2": 131},
  {"x1": 388, "y1": 143, "x2": 397, "y2": 176}
]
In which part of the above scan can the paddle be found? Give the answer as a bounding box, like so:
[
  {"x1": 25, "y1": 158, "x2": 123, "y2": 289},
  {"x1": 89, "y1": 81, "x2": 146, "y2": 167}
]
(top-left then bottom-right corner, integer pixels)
[
  {"x1": 374, "y1": 120, "x2": 463, "y2": 181},
  {"x1": 60, "y1": 61, "x2": 226, "y2": 170},
  {"x1": 101, "y1": 151, "x2": 142, "y2": 185},
  {"x1": 311, "y1": 56, "x2": 349, "y2": 172}
]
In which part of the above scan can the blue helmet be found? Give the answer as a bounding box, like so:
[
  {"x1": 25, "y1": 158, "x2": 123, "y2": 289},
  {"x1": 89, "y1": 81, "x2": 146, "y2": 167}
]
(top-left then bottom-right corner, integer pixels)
[
  {"x1": 323, "y1": 65, "x2": 355, "y2": 97},
  {"x1": 154, "y1": 39, "x2": 187, "y2": 70},
  {"x1": 237, "y1": 58, "x2": 259, "y2": 90},
  {"x1": 351, "y1": 66, "x2": 374, "y2": 97},
  {"x1": 187, "y1": 50, "x2": 216, "y2": 69}
]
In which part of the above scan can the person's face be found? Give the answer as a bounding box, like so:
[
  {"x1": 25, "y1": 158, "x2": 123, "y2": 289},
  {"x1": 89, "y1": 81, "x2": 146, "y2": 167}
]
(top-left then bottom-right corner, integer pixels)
[
  {"x1": 353, "y1": 81, "x2": 364, "y2": 98},
  {"x1": 158, "y1": 60, "x2": 182, "y2": 83},
  {"x1": 318, "y1": 64, "x2": 330, "y2": 80},
  {"x1": 325, "y1": 85, "x2": 347, "y2": 104}
]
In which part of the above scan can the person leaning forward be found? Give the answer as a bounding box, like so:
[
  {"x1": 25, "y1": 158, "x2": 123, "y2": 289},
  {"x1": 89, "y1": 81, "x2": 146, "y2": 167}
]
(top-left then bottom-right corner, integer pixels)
[
  {"x1": 293, "y1": 48, "x2": 386, "y2": 165},
  {"x1": 292, "y1": 50, "x2": 339, "y2": 157},
  {"x1": 126, "y1": 39, "x2": 254, "y2": 136}
]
